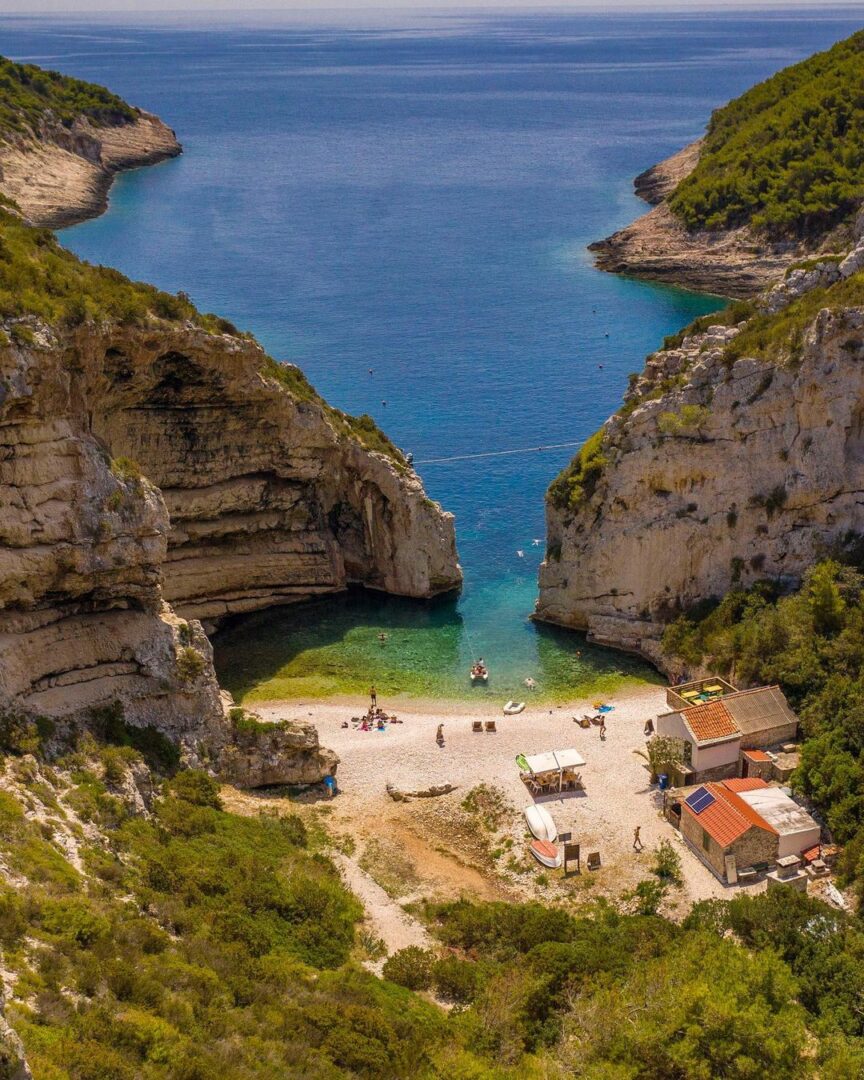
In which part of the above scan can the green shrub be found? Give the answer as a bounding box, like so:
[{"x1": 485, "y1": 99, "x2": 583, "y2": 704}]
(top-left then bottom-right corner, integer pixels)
[
  {"x1": 657, "y1": 403, "x2": 709, "y2": 436},
  {"x1": 175, "y1": 646, "x2": 205, "y2": 684},
  {"x1": 651, "y1": 839, "x2": 683, "y2": 887},
  {"x1": 109, "y1": 456, "x2": 142, "y2": 482},
  {"x1": 432, "y1": 955, "x2": 479, "y2": 1003},
  {"x1": 166, "y1": 770, "x2": 221, "y2": 809},
  {"x1": 547, "y1": 428, "x2": 608, "y2": 510},
  {"x1": 382, "y1": 946, "x2": 436, "y2": 990}
]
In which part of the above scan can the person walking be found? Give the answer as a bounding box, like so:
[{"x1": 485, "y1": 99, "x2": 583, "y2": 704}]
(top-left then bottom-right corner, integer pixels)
[
  {"x1": 436, "y1": 723, "x2": 444, "y2": 746},
  {"x1": 599, "y1": 717, "x2": 606, "y2": 741},
  {"x1": 633, "y1": 826, "x2": 643, "y2": 852}
]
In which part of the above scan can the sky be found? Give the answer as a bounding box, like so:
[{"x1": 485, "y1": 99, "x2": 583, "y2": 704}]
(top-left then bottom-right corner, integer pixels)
[{"x1": 1, "y1": 0, "x2": 862, "y2": 14}]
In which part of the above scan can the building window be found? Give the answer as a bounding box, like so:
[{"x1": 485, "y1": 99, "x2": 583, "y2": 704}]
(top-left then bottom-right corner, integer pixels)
[{"x1": 702, "y1": 829, "x2": 711, "y2": 852}]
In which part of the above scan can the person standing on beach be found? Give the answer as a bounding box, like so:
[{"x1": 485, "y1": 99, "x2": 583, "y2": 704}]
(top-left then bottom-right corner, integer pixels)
[
  {"x1": 599, "y1": 717, "x2": 606, "y2": 741},
  {"x1": 370, "y1": 685, "x2": 377, "y2": 709},
  {"x1": 436, "y1": 723, "x2": 444, "y2": 746},
  {"x1": 633, "y1": 826, "x2": 643, "y2": 851}
]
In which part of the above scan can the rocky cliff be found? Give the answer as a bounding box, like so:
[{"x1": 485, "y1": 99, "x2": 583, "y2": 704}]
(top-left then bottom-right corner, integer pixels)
[
  {"x1": 0, "y1": 305, "x2": 458, "y2": 774},
  {"x1": 537, "y1": 242, "x2": 864, "y2": 664},
  {"x1": 0, "y1": 110, "x2": 181, "y2": 228}
]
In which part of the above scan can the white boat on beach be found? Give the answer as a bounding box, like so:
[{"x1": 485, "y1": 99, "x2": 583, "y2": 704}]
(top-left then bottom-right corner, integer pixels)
[
  {"x1": 530, "y1": 839, "x2": 562, "y2": 869},
  {"x1": 523, "y1": 803, "x2": 557, "y2": 842},
  {"x1": 504, "y1": 700, "x2": 525, "y2": 715}
]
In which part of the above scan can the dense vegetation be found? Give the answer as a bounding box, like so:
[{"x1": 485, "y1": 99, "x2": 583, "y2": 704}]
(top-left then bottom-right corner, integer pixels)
[
  {"x1": 1, "y1": 706, "x2": 863, "y2": 1076},
  {"x1": 0, "y1": 55, "x2": 136, "y2": 135},
  {"x1": 0, "y1": 206, "x2": 235, "y2": 332},
  {"x1": 669, "y1": 30, "x2": 864, "y2": 238},
  {"x1": 664, "y1": 559, "x2": 864, "y2": 903}
]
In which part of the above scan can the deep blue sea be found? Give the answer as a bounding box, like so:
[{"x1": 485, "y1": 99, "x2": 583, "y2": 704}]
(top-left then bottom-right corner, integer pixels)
[{"x1": 5, "y1": 7, "x2": 863, "y2": 699}]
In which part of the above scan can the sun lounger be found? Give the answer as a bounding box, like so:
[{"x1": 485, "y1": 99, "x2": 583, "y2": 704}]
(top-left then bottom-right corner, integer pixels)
[
  {"x1": 472, "y1": 721, "x2": 483, "y2": 732},
  {"x1": 586, "y1": 852, "x2": 601, "y2": 871},
  {"x1": 704, "y1": 684, "x2": 724, "y2": 693},
  {"x1": 485, "y1": 720, "x2": 497, "y2": 732}
]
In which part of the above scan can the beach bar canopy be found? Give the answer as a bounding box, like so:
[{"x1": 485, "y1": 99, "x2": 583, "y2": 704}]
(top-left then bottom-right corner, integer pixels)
[{"x1": 523, "y1": 748, "x2": 586, "y2": 790}]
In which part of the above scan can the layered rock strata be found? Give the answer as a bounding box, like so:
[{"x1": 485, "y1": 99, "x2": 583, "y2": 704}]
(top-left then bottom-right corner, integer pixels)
[
  {"x1": 0, "y1": 110, "x2": 181, "y2": 228},
  {"x1": 537, "y1": 260, "x2": 864, "y2": 664}
]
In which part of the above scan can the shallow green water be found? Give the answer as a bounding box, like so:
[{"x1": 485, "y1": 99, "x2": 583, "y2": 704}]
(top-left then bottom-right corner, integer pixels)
[{"x1": 214, "y1": 590, "x2": 662, "y2": 705}]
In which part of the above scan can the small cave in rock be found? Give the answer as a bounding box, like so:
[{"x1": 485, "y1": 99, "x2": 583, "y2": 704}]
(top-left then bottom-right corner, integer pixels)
[
  {"x1": 149, "y1": 351, "x2": 213, "y2": 404},
  {"x1": 104, "y1": 347, "x2": 133, "y2": 384}
]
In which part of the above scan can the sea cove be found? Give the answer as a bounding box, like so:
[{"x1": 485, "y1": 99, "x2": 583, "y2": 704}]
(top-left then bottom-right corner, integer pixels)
[{"x1": 8, "y1": 7, "x2": 863, "y2": 700}]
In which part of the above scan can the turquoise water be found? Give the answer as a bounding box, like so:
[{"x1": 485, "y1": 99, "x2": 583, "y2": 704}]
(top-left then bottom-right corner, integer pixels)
[{"x1": 6, "y1": 8, "x2": 862, "y2": 699}]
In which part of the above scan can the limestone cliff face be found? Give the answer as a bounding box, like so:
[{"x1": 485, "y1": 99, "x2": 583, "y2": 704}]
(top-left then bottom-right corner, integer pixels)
[
  {"x1": 79, "y1": 325, "x2": 461, "y2": 625},
  {"x1": 0, "y1": 316, "x2": 458, "y2": 773},
  {"x1": 0, "y1": 320, "x2": 225, "y2": 752},
  {"x1": 537, "y1": 278, "x2": 864, "y2": 663},
  {"x1": 0, "y1": 110, "x2": 181, "y2": 228}
]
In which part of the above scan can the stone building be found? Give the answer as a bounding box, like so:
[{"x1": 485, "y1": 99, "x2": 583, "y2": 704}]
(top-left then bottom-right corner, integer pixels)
[{"x1": 678, "y1": 778, "x2": 819, "y2": 883}]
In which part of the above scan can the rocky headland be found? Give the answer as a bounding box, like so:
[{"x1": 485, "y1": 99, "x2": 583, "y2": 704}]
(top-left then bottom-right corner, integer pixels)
[
  {"x1": 589, "y1": 138, "x2": 808, "y2": 298},
  {"x1": 539, "y1": 29, "x2": 864, "y2": 662},
  {"x1": 0, "y1": 110, "x2": 181, "y2": 228}
]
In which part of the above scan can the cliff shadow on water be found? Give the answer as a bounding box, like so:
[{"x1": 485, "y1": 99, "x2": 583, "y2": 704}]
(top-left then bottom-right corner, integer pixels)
[{"x1": 211, "y1": 586, "x2": 662, "y2": 705}]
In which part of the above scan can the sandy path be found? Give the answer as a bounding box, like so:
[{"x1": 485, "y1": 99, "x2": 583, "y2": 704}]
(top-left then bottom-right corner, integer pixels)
[{"x1": 334, "y1": 852, "x2": 431, "y2": 957}]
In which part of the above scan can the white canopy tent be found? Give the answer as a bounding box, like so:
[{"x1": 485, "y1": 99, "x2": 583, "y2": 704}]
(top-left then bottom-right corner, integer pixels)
[{"x1": 523, "y1": 748, "x2": 586, "y2": 791}]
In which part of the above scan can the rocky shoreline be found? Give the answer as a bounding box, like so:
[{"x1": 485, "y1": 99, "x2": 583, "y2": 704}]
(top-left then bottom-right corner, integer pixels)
[
  {"x1": 589, "y1": 141, "x2": 805, "y2": 298},
  {"x1": 0, "y1": 109, "x2": 181, "y2": 228}
]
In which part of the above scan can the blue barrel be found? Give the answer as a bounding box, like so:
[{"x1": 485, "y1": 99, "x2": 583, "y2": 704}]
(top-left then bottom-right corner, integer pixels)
[{"x1": 658, "y1": 774, "x2": 669, "y2": 791}]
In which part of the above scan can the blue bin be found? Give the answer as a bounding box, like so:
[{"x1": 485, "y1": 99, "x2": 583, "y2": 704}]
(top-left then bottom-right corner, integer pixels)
[{"x1": 658, "y1": 774, "x2": 669, "y2": 791}]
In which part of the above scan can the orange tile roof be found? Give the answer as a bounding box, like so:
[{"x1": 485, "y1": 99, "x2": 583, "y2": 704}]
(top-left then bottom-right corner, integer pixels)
[
  {"x1": 682, "y1": 700, "x2": 739, "y2": 743},
  {"x1": 742, "y1": 749, "x2": 772, "y2": 762},
  {"x1": 722, "y1": 777, "x2": 769, "y2": 792},
  {"x1": 683, "y1": 782, "x2": 777, "y2": 848},
  {"x1": 802, "y1": 845, "x2": 821, "y2": 863}
]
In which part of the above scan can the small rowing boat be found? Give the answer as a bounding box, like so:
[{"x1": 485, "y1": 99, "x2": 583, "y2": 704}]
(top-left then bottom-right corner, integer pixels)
[
  {"x1": 504, "y1": 700, "x2": 525, "y2": 715},
  {"x1": 470, "y1": 663, "x2": 488, "y2": 682},
  {"x1": 524, "y1": 803, "x2": 557, "y2": 843},
  {"x1": 530, "y1": 839, "x2": 562, "y2": 869}
]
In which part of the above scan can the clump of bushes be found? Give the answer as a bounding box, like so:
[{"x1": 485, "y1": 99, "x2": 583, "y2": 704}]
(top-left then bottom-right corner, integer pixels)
[
  {"x1": 547, "y1": 428, "x2": 608, "y2": 510},
  {"x1": 175, "y1": 646, "x2": 205, "y2": 684}
]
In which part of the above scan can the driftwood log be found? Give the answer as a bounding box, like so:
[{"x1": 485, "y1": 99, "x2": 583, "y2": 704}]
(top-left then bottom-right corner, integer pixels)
[{"x1": 386, "y1": 783, "x2": 458, "y2": 802}]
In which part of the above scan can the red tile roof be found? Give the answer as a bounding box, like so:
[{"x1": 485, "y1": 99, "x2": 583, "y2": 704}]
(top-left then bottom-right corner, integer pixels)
[
  {"x1": 742, "y1": 749, "x2": 772, "y2": 762},
  {"x1": 683, "y1": 781, "x2": 777, "y2": 848},
  {"x1": 802, "y1": 845, "x2": 821, "y2": 863},
  {"x1": 722, "y1": 777, "x2": 769, "y2": 792},
  {"x1": 682, "y1": 700, "x2": 739, "y2": 744}
]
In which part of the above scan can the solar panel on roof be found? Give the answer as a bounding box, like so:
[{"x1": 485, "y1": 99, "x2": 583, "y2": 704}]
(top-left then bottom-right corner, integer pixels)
[{"x1": 685, "y1": 787, "x2": 716, "y2": 814}]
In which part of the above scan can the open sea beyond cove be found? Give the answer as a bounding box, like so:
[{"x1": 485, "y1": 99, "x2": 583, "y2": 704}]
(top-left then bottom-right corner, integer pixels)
[{"x1": 5, "y1": 6, "x2": 862, "y2": 702}]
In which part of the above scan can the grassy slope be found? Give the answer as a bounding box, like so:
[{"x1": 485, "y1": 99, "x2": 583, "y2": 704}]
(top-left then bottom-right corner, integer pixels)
[
  {"x1": 0, "y1": 55, "x2": 137, "y2": 135},
  {"x1": 669, "y1": 30, "x2": 864, "y2": 237}
]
